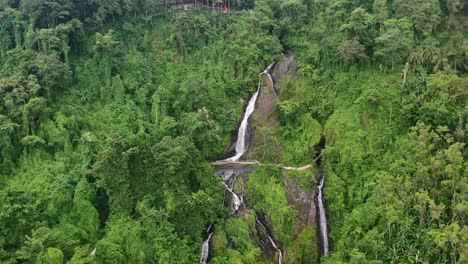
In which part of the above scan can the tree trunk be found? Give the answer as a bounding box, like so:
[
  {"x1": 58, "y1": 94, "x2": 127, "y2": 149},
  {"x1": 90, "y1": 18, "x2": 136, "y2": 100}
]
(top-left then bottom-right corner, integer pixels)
[
  {"x1": 387, "y1": 222, "x2": 392, "y2": 240},
  {"x1": 402, "y1": 61, "x2": 409, "y2": 85},
  {"x1": 176, "y1": 27, "x2": 185, "y2": 55},
  {"x1": 446, "y1": 14, "x2": 455, "y2": 31}
]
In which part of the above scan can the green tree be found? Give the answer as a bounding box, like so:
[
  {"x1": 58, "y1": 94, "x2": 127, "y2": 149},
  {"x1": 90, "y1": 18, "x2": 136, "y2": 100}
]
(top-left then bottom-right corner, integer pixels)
[
  {"x1": 96, "y1": 218, "x2": 146, "y2": 264},
  {"x1": 393, "y1": 0, "x2": 441, "y2": 36},
  {"x1": 73, "y1": 178, "x2": 100, "y2": 244},
  {"x1": 142, "y1": 0, "x2": 164, "y2": 21},
  {"x1": 0, "y1": 74, "x2": 41, "y2": 120},
  {"x1": 94, "y1": 29, "x2": 121, "y2": 99},
  {"x1": 93, "y1": 133, "x2": 134, "y2": 216},
  {"x1": 174, "y1": 12, "x2": 210, "y2": 55},
  {"x1": 374, "y1": 18, "x2": 413, "y2": 69},
  {"x1": 0, "y1": 115, "x2": 17, "y2": 172},
  {"x1": 338, "y1": 37, "x2": 368, "y2": 64},
  {"x1": 340, "y1": 7, "x2": 376, "y2": 49},
  {"x1": 38, "y1": 247, "x2": 64, "y2": 264},
  {"x1": 92, "y1": 0, "x2": 122, "y2": 24},
  {"x1": 372, "y1": 0, "x2": 388, "y2": 30},
  {"x1": 444, "y1": 0, "x2": 464, "y2": 30},
  {"x1": 19, "y1": 0, "x2": 73, "y2": 28}
]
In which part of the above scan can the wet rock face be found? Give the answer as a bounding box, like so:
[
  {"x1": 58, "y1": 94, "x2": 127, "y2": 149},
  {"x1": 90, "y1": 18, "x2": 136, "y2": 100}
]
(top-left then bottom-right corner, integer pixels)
[
  {"x1": 255, "y1": 220, "x2": 277, "y2": 258},
  {"x1": 255, "y1": 213, "x2": 281, "y2": 259},
  {"x1": 271, "y1": 54, "x2": 297, "y2": 83},
  {"x1": 284, "y1": 178, "x2": 317, "y2": 227}
]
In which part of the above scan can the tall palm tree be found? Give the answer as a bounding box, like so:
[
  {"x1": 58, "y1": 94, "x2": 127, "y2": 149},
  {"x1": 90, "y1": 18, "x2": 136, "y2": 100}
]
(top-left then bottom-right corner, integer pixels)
[
  {"x1": 431, "y1": 49, "x2": 451, "y2": 73},
  {"x1": 408, "y1": 46, "x2": 423, "y2": 72}
]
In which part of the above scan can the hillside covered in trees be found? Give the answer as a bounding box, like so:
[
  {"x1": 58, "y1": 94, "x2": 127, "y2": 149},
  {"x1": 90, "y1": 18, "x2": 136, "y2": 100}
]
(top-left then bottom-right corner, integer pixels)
[{"x1": 0, "y1": 0, "x2": 466, "y2": 263}]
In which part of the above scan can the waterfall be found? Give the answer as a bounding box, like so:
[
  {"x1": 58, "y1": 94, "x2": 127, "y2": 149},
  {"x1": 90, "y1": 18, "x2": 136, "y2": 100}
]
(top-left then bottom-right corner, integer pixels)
[
  {"x1": 268, "y1": 236, "x2": 283, "y2": 264},
  {"x1": 317, "y1": 176, "x2": 329, "y2": 256},
  {"x1": 223, "y1": 181, "x2": 244, "y2": 212},
  {"x1": 90, "y1": 247, "x2": 96, "y2": 257},
  {"x1": 256, "y1": 218, "x2": 283, "y2": 264},
  {"x1": 200, "y1": 225, "x2": 214, "y2": 264},
  {"x1": 200, "y1": 63, "x2": 275, "y2": 263},
  {"x1": 224, "y1": 63, "x2": 274, "y2": 162},
  {"x1": 262, "y1": 63, "x2": 275, "y2": 85},
  {"x1": 223, "y1": 87, "x2": 259, "y2": 162}
]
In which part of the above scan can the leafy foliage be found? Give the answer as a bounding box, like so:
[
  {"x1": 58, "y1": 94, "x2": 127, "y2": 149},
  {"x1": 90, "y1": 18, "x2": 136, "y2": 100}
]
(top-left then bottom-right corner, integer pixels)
[{"x1": 0, "y1": 0, "x2": 466, "y2": 263}]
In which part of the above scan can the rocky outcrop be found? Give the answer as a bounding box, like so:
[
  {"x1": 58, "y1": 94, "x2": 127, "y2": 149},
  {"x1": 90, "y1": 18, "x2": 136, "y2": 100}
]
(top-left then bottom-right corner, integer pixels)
[
  {"x1": 271, "y1": 54, "x2": 297, "y2": 84},
  {"x1": 245, "y1": 57, "x2": 291, "y2": 163},
  {"x1": 284, "y1": 177, "x2": 316, "y2": 228},
  {"x1": 247, "y1": 55, "x2": 319, "y2": 263}
]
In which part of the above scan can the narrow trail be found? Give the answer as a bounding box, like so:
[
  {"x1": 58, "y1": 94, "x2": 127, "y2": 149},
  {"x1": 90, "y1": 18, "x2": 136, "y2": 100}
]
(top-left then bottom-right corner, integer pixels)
[{"x1": 211, "y1": 160, "x2": 313, "y2": 171}]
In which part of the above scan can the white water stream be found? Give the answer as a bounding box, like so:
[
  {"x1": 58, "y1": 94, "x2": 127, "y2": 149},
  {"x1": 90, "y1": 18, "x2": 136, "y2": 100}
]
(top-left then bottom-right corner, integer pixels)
[
  {"x1": 222, "y1": 181, "x2": 244, "y2": 212},
  {"x1": 223, "y1": 88, "x2": 259, "y2": 161},
  {"x1": 256, "y1": 218, "x2": 283, "y2": 264},
  {"x1": 200, "y1": 232, "x2": 213, "y2": 264},
  {"x1": 317, "y1": 176, "x2": 329, "y2": 256},
  {"x1": 224, "y1": 63, "x2": 274, "y2": 162}
]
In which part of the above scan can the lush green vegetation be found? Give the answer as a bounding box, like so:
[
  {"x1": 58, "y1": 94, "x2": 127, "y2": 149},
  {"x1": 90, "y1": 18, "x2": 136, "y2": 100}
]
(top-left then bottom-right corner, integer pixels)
[
  {"x1": 1, "y1": 0, "x2": 466, "y2": 263},
  {"x1": 272, "y1": 0, "x2": 467, "y2": 263}
]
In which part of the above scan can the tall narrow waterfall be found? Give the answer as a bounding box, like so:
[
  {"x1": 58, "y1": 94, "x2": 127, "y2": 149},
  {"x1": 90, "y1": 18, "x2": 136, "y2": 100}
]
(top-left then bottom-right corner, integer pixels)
[
  {"x1": 200, "y1": 232, "x2": 213, "y2": 264},
  {"x1": 224, "y1": 63, "x2": 274, "y2": 162},
  {"x1": 256, "y1": 218, "x2": 283, "y2": 264},
  {"x1": 317, "y1": 176, "x2": 329, "y2": 256},
  {"x1": 268, "y1": 236, "x2": 283, "y2": 264},
  {"x1": 224, "y1": 88, "x2": 259, "y2": 161}
]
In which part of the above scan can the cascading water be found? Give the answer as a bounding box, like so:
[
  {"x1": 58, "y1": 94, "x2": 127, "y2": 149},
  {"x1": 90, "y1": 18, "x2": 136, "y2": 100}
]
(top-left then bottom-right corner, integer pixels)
[
  {"x1": 223, "y1": 88, "x2": 259, "y2": 162},
  {"x1": 256, "y1": 218, "x2": 283, "y2": 264},
  {"x1": 224, "y1": 63, "x2": 275, "y2": 162},
  {"x1": 262, "y1": 63, "x2": 275, "y2": 86},
  {"x1": 200, "y1": 63, "x2": 276, "y2": 263},
  {"x1": 223, "y1": 181, "x2": 243, "y2": 212},
  {"x1": 317, "y1": 176, "x2": 329, "y2": 256},
  {"x1": 268, "y1": 236, "x2": 283, "y2": 264},
  {"x1": 200, "y1": 225, "x2": 214, "y2": 264},
  {"x1": 200, "y1": 233, "x2": 213, "y2": 264}
]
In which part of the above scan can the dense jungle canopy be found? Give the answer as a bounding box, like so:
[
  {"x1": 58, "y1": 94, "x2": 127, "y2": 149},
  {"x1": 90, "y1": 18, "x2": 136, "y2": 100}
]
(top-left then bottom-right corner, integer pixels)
[{"x1": 0, "y1": 0, "x2": 466, "y2": 263}]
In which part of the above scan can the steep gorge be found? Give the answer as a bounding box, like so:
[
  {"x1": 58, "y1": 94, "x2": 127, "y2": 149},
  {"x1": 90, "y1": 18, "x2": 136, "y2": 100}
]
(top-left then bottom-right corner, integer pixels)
[{"x1": 202, "y1": 55, "x2": 328, "y2": 263}]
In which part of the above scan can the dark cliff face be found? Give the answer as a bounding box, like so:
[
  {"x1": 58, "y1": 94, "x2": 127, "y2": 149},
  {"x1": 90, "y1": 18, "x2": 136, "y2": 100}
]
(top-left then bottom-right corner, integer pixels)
[
  {"x1": 271, "y1": 54, "x2": 297, "y2": 84},
  {"x1": 246, "y1": 55, "x2": 298, "y2": 163},
  {"x1": 255, "y1": 212, "x2": 282, "y2": 259},
  {"x1": 284, "y1": 178, "x2": 317, "y2": 227}
]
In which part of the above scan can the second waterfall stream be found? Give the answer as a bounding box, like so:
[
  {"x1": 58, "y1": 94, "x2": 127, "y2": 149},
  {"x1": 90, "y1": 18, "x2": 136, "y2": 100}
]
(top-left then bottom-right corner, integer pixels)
[{"x1": 317, "y1": 175, "x2": 330, "y2": 256}]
